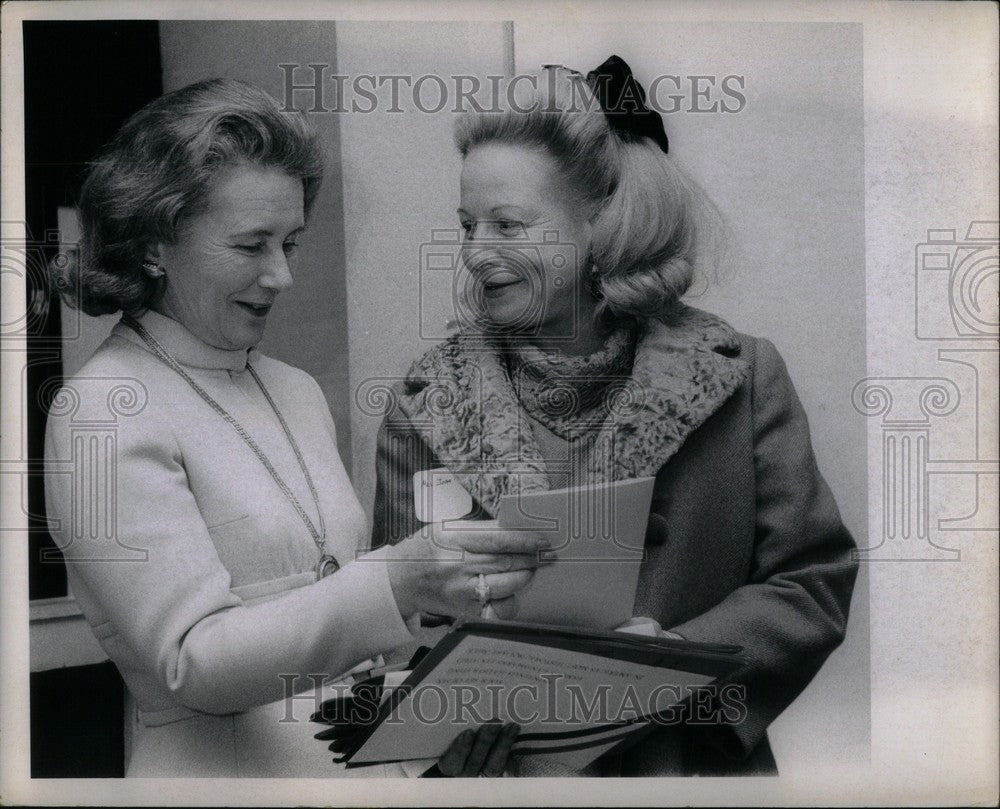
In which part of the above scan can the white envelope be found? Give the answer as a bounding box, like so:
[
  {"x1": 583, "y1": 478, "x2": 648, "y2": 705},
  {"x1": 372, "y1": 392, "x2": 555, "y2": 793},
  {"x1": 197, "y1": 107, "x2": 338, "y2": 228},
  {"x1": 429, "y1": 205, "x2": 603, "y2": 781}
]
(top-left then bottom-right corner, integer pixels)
[{"x1": 412, "y1": 468, "x2": 474, "y2": 523}]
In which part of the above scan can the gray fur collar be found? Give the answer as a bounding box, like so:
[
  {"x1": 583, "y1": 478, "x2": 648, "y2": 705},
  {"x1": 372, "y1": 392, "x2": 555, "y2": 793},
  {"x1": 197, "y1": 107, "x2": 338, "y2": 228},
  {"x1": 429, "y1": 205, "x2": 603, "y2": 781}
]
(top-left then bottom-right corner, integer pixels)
[{"x1": 395, "y1": 305, "x2": 749, "y2": 516}]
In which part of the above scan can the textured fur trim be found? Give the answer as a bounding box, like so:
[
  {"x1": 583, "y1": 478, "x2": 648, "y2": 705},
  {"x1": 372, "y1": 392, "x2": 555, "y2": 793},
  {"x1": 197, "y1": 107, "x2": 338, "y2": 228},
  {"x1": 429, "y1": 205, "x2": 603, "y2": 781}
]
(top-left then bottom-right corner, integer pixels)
[{"x1": 395, "y1": 305, "x2": 749, "y2": 515}]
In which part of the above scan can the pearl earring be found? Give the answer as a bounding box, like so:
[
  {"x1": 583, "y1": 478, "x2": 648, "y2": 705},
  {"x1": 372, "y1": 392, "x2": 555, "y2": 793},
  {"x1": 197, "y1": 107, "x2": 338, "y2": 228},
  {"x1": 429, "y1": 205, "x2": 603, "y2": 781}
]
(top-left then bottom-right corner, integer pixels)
[{"x1": 142, "y1": 260, "x2": 164, "y2": 278}]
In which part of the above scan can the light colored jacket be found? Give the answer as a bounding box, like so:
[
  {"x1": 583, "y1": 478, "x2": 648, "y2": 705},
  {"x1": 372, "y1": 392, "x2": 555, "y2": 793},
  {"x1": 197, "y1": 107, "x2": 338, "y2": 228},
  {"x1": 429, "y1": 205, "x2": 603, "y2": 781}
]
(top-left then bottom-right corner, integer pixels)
[{"x1": 44, "y1": 309, "x2": 417, "y2": 776}]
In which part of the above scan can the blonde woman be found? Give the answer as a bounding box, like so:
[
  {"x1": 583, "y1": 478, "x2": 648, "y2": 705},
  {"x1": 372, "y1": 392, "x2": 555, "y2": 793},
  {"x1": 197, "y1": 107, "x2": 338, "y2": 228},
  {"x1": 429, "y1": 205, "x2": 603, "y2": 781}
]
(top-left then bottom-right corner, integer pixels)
[{"x1": 372, "y1": 57, "x2": 859, "y2": 776}]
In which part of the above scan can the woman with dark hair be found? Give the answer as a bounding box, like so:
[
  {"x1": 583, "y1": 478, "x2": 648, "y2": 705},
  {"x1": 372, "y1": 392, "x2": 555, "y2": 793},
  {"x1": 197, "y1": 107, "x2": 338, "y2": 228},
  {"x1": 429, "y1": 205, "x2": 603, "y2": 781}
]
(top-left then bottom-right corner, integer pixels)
[
  {"x1": 372, "y1": 58, "x2": 860, "y2": 776},
  {"x1": 44, "y1": 77, "x2": 538, "y2": 777}
]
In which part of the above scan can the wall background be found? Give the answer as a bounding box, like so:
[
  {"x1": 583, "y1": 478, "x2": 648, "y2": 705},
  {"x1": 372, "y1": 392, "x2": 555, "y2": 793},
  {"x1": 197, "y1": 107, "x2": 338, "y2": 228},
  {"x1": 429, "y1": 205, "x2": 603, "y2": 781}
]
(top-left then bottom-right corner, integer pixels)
[{"x1": 335, "y1": 21, "x2": 511, "y2": 523}]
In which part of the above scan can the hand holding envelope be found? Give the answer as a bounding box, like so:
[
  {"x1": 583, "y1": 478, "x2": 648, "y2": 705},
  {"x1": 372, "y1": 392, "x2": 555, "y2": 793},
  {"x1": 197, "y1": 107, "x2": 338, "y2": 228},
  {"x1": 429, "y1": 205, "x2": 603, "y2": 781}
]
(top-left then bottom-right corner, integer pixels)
[
  {"x1": 496, "y1": 477, "x2": 656, "y2": 629},
  {"x1": 383, "y1": 518, "x2": 554, "y2": 621},
  {"x1": 403, "y1": 470, "x2": 656, "y2": 628}
]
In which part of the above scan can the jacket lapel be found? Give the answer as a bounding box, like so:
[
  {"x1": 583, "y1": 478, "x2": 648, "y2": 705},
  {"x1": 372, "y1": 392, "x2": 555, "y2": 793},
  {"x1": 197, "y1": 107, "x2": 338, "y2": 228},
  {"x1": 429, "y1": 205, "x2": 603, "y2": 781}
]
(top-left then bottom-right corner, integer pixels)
[
  {"x1": 396, "y1": 337, "x2": 549, "y2": 516},
  {"x1": 595, "y1": 306, "x2": 749, "y2": 481}
]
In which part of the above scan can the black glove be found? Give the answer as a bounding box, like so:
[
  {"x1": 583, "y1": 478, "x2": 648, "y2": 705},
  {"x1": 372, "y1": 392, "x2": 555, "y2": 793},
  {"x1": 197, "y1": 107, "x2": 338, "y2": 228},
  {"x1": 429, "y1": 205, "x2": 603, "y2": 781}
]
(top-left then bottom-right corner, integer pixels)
[{"x1": 311, "y1": 646, "x2": 431, "y2": 758}]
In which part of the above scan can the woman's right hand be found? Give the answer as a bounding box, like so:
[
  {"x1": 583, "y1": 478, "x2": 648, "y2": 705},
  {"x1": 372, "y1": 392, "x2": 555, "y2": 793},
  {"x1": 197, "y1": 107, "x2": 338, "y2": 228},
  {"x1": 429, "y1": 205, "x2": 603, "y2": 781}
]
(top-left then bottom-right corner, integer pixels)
[
  {"x1": 385, "y1": 520, "x2": 550, "y2": 621},
  {"x1": 434, "y1": 721, "x2": 521, "y2": 777}
]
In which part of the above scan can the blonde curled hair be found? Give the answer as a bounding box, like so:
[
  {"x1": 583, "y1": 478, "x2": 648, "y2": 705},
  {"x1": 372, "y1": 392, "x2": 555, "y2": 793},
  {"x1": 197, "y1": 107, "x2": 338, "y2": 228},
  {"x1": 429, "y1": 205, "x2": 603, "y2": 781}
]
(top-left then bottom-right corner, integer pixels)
[{"x1": 454, "y1": 67, "x2": 706, "y2": 326}]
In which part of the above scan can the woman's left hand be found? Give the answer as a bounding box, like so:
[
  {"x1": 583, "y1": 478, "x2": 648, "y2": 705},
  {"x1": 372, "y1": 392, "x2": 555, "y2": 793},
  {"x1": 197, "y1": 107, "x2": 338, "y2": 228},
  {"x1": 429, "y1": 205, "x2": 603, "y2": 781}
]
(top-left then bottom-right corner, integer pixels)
[
  {"x1": 436, "y1": 721, "x2": 520, "y2": 777},
  {"x1": 614, "y1": 616, "x2": 684, "y2": 640}
]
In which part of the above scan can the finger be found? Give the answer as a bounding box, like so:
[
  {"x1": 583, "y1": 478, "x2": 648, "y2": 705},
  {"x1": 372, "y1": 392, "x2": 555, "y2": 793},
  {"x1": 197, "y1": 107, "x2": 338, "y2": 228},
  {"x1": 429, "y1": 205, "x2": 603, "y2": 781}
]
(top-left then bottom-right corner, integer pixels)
[
  {"x1": 452, "y1": 530, "x2": 549, "y2": 555},
  {"x1": 351, "y1": 681, "x2": 384, "y2": 704},
  {"x1": 437, "y1": 728, "x2": 475, "y2": 777},
  {"x1": 461, "y1": 721, "x2": 504, "y2": 777},
  {"x1": 314, "y1": 725, "x2": 355, "y2": 741},
  {"x1": 310, "y1": 697, "x2": 358, "y2": 724},
  {"x1": 488, "y1": 593, "x2": 519, "y2": 620},
  {"x1": 481, "y1": 722, "x2": 520, "y2": 777},
  {"x1": 462, "y1": 552, "x2": 553, "y2": 573},
  {"x1": 328, "y1": 735, "x2": 362, "y2": 753},
  {"x1": 481, "y1": 569, "x2": 535, "y2": 601},
  {"x1": 351, "y1": 675, "x2": 386, "y2": 693}
]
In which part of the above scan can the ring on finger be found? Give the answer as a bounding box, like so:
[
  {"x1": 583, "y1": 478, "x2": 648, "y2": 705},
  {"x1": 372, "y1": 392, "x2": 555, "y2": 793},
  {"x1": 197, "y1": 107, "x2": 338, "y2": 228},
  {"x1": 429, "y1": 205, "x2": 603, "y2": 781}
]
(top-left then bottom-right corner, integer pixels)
[{"x1": 474, "y1": 573, "x2": 491, "y2": 606}]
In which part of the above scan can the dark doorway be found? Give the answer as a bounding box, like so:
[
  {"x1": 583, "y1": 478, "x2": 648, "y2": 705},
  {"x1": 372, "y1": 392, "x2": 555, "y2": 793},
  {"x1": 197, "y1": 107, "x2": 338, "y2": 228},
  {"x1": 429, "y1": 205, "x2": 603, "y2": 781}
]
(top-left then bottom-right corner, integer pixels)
[
  {"x1": 24, "y1": 20, "x2": 163, "y2": 600},
  {"x1": 24, "y1": 20, "x2": 163, "y2": 777}
]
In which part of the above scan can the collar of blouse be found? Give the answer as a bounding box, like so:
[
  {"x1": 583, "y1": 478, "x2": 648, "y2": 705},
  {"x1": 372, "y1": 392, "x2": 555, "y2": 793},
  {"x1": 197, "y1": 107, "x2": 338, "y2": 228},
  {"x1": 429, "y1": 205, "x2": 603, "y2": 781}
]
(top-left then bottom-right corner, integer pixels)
[{"x1": 113, "y1": 309, "x2": 253, "y2": 373}]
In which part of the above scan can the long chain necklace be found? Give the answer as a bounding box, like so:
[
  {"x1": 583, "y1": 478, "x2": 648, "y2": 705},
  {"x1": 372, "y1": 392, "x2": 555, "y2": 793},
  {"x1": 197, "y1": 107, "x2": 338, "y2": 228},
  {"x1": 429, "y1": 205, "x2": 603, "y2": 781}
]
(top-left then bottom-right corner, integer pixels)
[{"x1": 122, "y1": 314, "x2": 340, "y2": 579}]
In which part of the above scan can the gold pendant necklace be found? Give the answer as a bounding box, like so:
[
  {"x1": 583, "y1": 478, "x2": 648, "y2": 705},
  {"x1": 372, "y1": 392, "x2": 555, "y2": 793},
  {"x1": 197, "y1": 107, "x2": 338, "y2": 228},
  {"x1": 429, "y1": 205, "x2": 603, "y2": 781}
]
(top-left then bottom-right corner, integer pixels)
[{"x1": 122, "y1": 315, "x2": 340, "y2": 579}]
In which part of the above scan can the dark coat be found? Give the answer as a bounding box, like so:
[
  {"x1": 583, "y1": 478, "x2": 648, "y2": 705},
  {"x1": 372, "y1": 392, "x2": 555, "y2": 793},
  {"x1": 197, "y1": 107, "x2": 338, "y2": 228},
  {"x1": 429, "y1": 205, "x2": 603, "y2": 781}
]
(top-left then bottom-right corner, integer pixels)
[{"x1": 371, "y1": 328, "x2": 859, "y2": 776}]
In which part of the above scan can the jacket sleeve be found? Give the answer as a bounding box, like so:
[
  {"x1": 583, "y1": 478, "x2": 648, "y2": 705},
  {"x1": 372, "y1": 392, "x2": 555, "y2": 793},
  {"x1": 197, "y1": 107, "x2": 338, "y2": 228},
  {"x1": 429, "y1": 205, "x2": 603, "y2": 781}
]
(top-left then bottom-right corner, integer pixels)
[
  {"x1": 44, "y1": 374, "x2": 416, "y2": 716},
  {"x1": 669, "y1": 337, "x2": 859, "y2": 759},
  {"x1": 370, "y1": 389, "x2": 436, "y2": 550}
]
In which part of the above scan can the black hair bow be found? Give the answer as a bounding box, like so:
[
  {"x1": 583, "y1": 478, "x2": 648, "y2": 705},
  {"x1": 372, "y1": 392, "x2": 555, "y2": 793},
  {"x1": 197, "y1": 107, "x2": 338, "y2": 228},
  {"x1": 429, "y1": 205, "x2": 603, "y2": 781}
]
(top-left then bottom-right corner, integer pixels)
[{"x1": 586, "y1": 55, "x2": 669, "y2": 154}]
